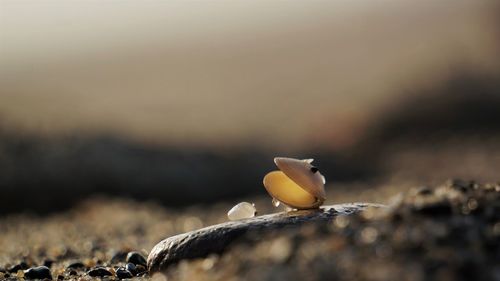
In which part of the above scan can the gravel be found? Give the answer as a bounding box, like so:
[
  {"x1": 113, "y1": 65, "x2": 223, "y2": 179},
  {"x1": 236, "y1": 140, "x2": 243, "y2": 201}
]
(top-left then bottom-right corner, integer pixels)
[{"x1": 0, "y1": 179, "x2": 498, "y2": 280}]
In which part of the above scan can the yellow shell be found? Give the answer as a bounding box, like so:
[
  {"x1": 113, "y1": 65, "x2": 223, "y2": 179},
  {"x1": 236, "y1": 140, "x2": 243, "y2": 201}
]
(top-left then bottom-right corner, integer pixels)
[{"x1": 263, "y1": 157, "x2": 326, "y2": 209}]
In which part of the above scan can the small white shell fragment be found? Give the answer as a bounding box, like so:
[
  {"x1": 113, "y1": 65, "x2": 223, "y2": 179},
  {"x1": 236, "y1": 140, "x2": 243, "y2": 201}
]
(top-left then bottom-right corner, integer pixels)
[
  {"x1": 227, "y1": 202, "x2": 257, "y2": 221},
  {"x1": 272, "y1": 198, "x2": 281, "y2": 207}
]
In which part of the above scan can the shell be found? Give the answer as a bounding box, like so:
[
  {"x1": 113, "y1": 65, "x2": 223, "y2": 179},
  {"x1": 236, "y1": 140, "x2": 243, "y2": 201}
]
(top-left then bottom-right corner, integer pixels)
[
  {"x1": 263, "y1": 157, "x2": 326, "y2": 209},
  {"x1": 227, "y1": 202, "x2": 256, "y2": 220}
]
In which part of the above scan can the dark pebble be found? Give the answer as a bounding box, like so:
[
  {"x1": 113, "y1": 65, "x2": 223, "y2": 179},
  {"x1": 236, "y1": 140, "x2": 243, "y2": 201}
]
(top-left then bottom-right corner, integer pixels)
[
  {"x1": 125, "y1": 263, "x2": 136, "y2": 275},
  {"x1": 43, "y1": 260, "x2": 54, "y2": 268},
  {"x1": 57, "y1": 275, "x2": 64, "y2": 280},
  {"x1": 87, "y1": 267, "x2": 112, "y2": 277},
  {"x1": 110, "y1": 251, "x2": 129, "y2": 263},
  {"x1": 66, "y1": 262, "x2": 85, "y2": 270},
  {"x1": 9, "y1": 261, "x2": 29, "y2": 272},
  {"x1": 116, "y1": 267, "x2": 133, "y2": 279},
  {"x1": 126, "y1": 251, "x2": 147, "y2": 266},
  {"x1": 68, "y1": 270, "x2": 77, "y2": 276},
  {"x1": 415, "y1": 187, "x2": 433, "y2": 195},
  {"x1": 448, "y1": 179, "x2": 473, "y2": 192},
  {"x1": 147, "y1": 203, "x2": 379, "y2": 272},
  {"x1": 24, "y1": 266, "x2": 52, "y2": 280},
  {"x1": 414, "y1": 202, "x2": 453, "y2": 215}
]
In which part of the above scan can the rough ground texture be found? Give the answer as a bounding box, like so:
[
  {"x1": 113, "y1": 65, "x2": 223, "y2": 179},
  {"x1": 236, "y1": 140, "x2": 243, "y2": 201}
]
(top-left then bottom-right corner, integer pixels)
[
  {"x1": 0, "y1": 180, "x2": 499, "y2": 281},
  {"x1": 163, "y1": 180, "x2": 500, "y2": 281},
  {"x1": 148, "y1": 203, "x2": 382, "y2": 272}
]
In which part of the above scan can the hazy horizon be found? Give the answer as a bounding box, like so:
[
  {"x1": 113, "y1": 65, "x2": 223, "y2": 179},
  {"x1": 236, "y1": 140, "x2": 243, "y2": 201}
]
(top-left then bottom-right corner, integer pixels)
[{"x1": 1, "y1": 0, "x2": 500, "y2": 149}]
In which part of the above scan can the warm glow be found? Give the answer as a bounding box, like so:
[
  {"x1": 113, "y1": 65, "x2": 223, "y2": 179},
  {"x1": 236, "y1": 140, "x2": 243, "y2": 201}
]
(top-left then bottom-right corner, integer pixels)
[{"x1": 263, "y1": 171, "x2": 319, "y2": 209}]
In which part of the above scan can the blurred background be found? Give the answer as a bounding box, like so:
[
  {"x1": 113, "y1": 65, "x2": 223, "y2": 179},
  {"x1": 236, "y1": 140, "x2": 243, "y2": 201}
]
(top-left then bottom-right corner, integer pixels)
[{"x1": 1, "y1": 0, "x2": 500, "y2": 214}]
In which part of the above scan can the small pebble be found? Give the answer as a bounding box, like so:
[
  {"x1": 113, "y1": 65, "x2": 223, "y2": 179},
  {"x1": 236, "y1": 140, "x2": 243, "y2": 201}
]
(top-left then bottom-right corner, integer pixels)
[
  {"x1": 125, "y1": 263, "x2": 137, "y2": 275},
  {"x1": 126, "y1": 251, "x2": 147, "y2": 266},
  {"x1": 87, "y1": 267, "x2": 112, "y2": 277},
  {"x1": 414, "y1": 187, "x2": 433, "y2": 196},
  {"x1": 116, "y1": 267, "x2": 133, "y2": 279},
  {"x1": 67, "y1": 261, "x2": 85, "y2": 270},
  {"x1": 24, "y1": 266, "x2": 52, "y2": 280},
  {"x1": 110, "y1": 251, "x2": 128, "y2": 263},
  {"x1": 43, "y1": 260, "x2": 54, "y2": 268},
  {"x1": 68, "y1": 270, "x2": 77, "y2": 276},
  {"x1": 448, "y1": 179, "x2": 472, "y2": 192},
  {"x1": 57, "y1": 274, "x2": 64, "y2": 280},
  {"x1": 9, "y1": 262, "x2": 29, "y2": 273}
]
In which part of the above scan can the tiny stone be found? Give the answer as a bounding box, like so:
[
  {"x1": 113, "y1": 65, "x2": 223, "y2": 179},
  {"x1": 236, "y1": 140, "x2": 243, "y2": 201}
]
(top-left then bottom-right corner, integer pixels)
[
  {"x1": 126, "y1": 251, "x2": 147, "y2": 266},
  {"x1": 87, "y1": 267, "x2": 112, "y2": 277},
  {"x1": 24, "y1": 266, "x2": 52, "y2": 280},
  {"x1": 110, "y1": 251, "x2": 128, "y2": 263},
  {"x1": 447, "y1": 179, "x2": 471, "y2": 192},
  {"x1": 125, "y1": 263, "x2": 137, "y2": 275},
  {"x1": 415, "y1": 187, "x2": 433, "y2": 196},
  {"x1": 9, "y1": 262, "x2": 29, "y2": 273},
  {"x1": 67, "y1": 262, "x2": 85, "y2": 270},
  {"x1": 43, "y1": 260, "x2": 54, "y2": 268},
  {"x1": 272, "y1": 198, "x2": 281, "y2": 207},
  {"x1": 116, "y1": 267, "x2": 133, "y2": 279},
  {"x1": 69, "y1": 270, "x2": 77, "y2": 276},
  {"x1": 57, "y1": 274, "x2": 64, "y2": 280}
]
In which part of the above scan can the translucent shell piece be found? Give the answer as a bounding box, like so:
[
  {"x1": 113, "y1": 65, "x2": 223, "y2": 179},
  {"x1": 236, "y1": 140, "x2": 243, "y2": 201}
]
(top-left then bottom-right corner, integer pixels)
[
  {"x1": 274, "y1": 157, "x2": 326, "y2": 200},
  {"x1": 227, "y1": 202, "x2": 257, "y2": 221},
  {"x1": 263, "y1": 157, "x2": 326, "y2": 209}
]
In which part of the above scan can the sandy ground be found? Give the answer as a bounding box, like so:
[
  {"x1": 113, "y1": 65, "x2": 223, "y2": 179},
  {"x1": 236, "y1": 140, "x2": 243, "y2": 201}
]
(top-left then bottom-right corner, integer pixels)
[{"x1": 0, "y1": 177, "x2": 498, "y2": 281}]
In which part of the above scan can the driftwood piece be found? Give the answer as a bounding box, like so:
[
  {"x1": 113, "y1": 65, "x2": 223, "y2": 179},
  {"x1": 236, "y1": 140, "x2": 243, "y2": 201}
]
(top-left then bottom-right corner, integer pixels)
[{"x1": 148, "y1": 203, "x2": 383, "y2": 272}]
